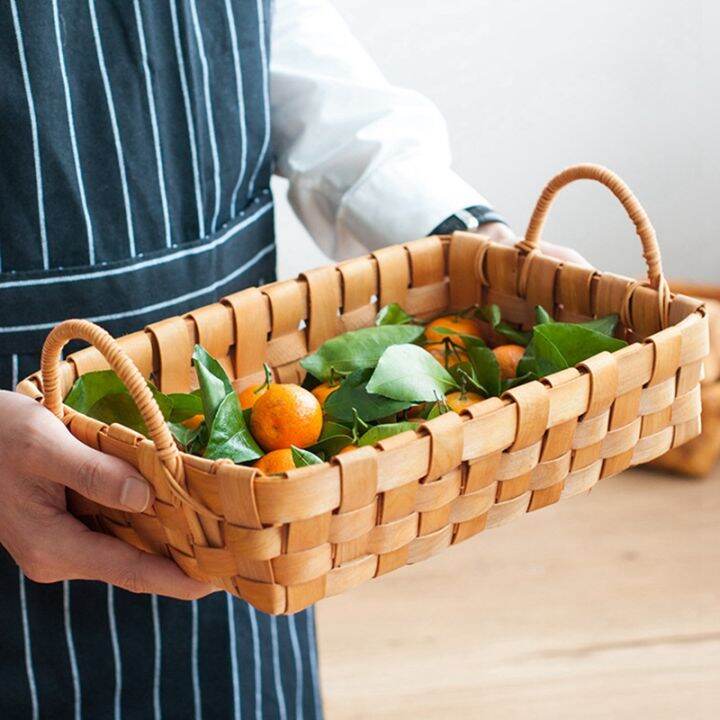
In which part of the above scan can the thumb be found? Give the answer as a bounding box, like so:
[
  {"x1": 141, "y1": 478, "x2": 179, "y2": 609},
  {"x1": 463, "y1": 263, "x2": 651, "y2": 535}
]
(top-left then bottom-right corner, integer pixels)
[{"x1": 30, "y1": 406, "x2": 154, "y2": 512}]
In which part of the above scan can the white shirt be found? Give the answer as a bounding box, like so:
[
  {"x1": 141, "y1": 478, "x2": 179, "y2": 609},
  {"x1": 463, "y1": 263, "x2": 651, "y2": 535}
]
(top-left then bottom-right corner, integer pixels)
[{"x1": 271, "y1": 0, "x2": 492, "y2": 259}]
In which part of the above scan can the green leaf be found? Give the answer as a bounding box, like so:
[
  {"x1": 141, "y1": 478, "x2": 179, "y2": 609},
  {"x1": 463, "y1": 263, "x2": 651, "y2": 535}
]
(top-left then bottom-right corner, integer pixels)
[
  {"x1": 477, "y1": 304, "x2": 531, "y2": 346},
  {"x1": 204, "y1": 393, "x2": 263, "y2": 463},
  {"x1": 535, "y1": 306, "x2": 554, "y2": 325},
  {"x1": 478, "y1": 304, "x2": 502, "y2": 327},
  {"x1": 291, "y1": 446, "x2": 324, "y2": 467},
  {"x1": 167, "y1": 421, "x2": 202, "y2": 448},
  {"x1": 495, "y1": 322, "x2": 532, "y2": 346},
  {"x1": 64, "y1": 370, "x2": 127, "y2": 414},
  {"x1": 167, "y1": 390, "x2": 203, "y2": 423},
  {"x1": 516, "y1": 339, "x2": 537, "y2": 378},
  {"x1": 366, "y1": 344, "x2": 459, "y2": 402},
  {"x1": 532, "y1": 323, "x2": 627, "y2": 377},
  {"x1": 375, "y1": 303, "x2": 413, "y2": 326},
  {"x1": 502, "y1": 372, "x2": 536, "y2": 391},
  {"x1": 85, "y1": 393, "x2": 159, "y2": 435},
  {"x1": 309, "y1": 421, "x2": 355, "y2": 457},
  {"x1": 66, "y1": 371, "x2": 173, "y2": 435},
  {"x1": 580, "y1": 314, "x2": 620, "y2": 336},
  {"x1": 192, "y1": 345, "x2": 234, "y2": 425},
  {"x1": 300, "y1": 324, "x2": 425, "y2": 381},
  {"x1": 464, "y1": 343, "x2": 502, "y2": 397},
  {"x1": 323, "y1": 368, "x2": 414, "y2": 423},
  {"x1": 357, "y1": 421, "x2": 419, "y2": 447}
]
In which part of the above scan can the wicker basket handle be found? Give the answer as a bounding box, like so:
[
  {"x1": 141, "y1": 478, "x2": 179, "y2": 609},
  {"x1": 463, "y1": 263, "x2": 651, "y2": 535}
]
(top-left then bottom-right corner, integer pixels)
[
  {"x1": 41, "y1": 318, "x2": 184, "y2": 486},
  {"x1": 518, "y1": 163, "x2": 670, "y2": 326}
]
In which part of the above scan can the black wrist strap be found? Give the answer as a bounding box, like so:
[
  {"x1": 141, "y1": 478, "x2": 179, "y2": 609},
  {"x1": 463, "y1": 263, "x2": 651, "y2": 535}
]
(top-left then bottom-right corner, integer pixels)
[{"x1": 430, "y1": 205, "x2": 508, "y2": 236}]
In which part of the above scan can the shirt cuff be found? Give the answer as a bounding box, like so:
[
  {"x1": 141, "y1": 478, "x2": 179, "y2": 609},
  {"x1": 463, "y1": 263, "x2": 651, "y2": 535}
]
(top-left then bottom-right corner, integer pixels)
[{"x1": 333, "y1": 153, "x2": 493, "y2": 258}]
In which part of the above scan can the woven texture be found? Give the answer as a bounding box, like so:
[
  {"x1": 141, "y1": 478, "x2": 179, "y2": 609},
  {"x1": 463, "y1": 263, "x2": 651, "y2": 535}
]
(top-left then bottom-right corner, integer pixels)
[
  {"x1": 17, "y1": 165, "x2": 710, "y2": 615},
  {"x1": 648, "y1": 281, "x2": 720, "y2": 477}
]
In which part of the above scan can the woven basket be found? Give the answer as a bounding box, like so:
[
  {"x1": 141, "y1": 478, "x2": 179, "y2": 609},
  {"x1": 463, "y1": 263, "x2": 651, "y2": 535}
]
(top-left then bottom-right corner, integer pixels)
[
  {"x1": 17, "y1": 164, "x2": 709, "y2": 615},
  {"x1": 648, "y1": 281, "x2": 720, "y2": 477}
]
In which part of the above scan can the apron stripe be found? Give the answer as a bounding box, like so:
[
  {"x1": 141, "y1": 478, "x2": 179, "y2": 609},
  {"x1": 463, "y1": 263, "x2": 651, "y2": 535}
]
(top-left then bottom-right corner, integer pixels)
[
  {"x1": 271, "y1": 616, "x2": 289, "y2": 720},
  {"x1": 19, "y1": 569, "x2": 40, "y2": 720},
  {"x1": 0, "y1": 200, "x2": 275, "y2": 354},
  {"x1": 151, "y1": 594, "x2": 163, "y2": 720},
  {"x1": 63, "y1": 581, "x2": 83, "y2": 720},
  {"x1": 188, "y1": 0, "x2": 222, "y2": 235},
  {"x1": 225, "y1": 0, "x2": 248, "y2": 218},
  {"x1": 248, "y1": 0, "x2": 271, "y2": 198},
  {"x1": 226, "y1": 594, "x2": 241, "y2": 720},
  {"x1": 288, "y1": 615, "x2": 305, "y2": 720},
  {"x1": 10, "y1": 0, "x2": 48, "y2": 272},
  {"x1": 248, "y1": 604, "x2": 263, "y2": 720},
  {"x1": 191, "y1": 600, "x2": 202, "y2": 720},
  {"x1": 107, "y1": 586, "x2": 122, "y2": 720},
  {"x1": 88, "y1": 0, "x2": 136, "y2": 259},
  {"x1": 1, "y1": 240, "x2": 274, "y2": 333},
  {"x1": 0, "y1": 198, "x2": 271, "y2": 290},
  {"x1": 307, "y1": 608, "x2": 323, "y2": 719},
  {"x1": 52, "y1": 0, "x2": 96, "y2": 264},
  {"x1": 169, "y1": 0, "x2": 205, "y2": 239},
  {"x1": 133, "y1": 0, "x2": 172, "y2": 249}
]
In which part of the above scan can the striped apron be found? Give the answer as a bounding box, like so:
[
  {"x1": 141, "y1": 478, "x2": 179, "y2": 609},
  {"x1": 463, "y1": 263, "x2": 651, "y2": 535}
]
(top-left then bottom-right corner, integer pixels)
[{"x1": 0, "y1": 2, "x2": 322, "y2": 718}]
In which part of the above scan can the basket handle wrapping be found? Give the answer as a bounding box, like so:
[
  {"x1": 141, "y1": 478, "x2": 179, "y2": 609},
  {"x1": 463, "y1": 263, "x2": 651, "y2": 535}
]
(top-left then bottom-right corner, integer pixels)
[
  {"x1": 518, "y1": 163, "x2": 670, "y2": 327},
  {"x1": 41, "y1": 319, "x2": 188, "y2": 503}
]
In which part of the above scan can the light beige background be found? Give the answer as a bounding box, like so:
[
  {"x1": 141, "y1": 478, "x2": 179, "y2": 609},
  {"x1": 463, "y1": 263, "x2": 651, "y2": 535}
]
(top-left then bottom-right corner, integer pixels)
[{"x1": 276, "y1": 0, "x2": 719, "y2": 283}]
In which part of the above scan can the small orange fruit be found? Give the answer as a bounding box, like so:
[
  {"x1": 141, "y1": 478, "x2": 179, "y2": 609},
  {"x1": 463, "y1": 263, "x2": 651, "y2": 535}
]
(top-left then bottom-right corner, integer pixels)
[
  {"x1": 311, "y1": 382, "x2": 338, "y2": 406},
  {"x1": 250, "y1": 384, "x2": 323, "y2": 451},
  {"x1": 425, "y1": 314, "x2": 482, "y2": 345},
  {"x1": 493, "y1": 344, "x2": 525, "y2": 380},
  {"x1": 426, "y1": 342, "x2": 468, "y2": 368},
  {"x1": 445, "y1": 391, "x2": 484, "y2": 413},
  {"x1": 253, "y1": 448, "x2": 295, "y2": 474},
  {"x1": 239, "y1": 381, "x2": 270, "y2": 410},
  {"x1": 338, "y1": 444, "x2": 357, "y2": 454},
  {"x1": 182, "y1": 413, "x2": 204, "y2": 430}
]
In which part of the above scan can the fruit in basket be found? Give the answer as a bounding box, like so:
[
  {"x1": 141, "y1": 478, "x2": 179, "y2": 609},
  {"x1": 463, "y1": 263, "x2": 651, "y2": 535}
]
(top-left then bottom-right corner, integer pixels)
[
  {"x1": 250, "y1": 384, "x2": 323, "y2": 451},
  {"x1": 182, "y1": 413, "x2": 204, "y2": 430},
  {"x1": 62, "y1": 303, "x2": 629, "y2": 469},
  {"x1": 492, "y1": 344, "x2": 525, "y2": 380},
  {"x1": 253, "y1": 448, "x2": 295, "y2": 473},
  {"x1": 425, "y1": 314, "x2": 483, "y2": 345},
  {"x1": 238, "y1": 364, "x2": 273, "y2": 409},
  {"x1": 445, "y1": 390, "x2": 484, "y2": 412},
  {"x1": 311, "y1": 382, "x2": 338, "y2": 405}
]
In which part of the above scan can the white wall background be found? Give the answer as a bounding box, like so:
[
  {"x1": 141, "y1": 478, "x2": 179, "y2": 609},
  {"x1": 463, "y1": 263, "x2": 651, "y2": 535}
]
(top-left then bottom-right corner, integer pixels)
[{"x1": 276, "y1": 0, "x2": 719, "y2": 283}]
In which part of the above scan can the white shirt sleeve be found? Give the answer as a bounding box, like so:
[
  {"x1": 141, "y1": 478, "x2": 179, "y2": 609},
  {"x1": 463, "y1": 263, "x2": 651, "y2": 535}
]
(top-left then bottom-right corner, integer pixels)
[{"x1": 270, "y1": 0, "x2": 493, "y2": 259}]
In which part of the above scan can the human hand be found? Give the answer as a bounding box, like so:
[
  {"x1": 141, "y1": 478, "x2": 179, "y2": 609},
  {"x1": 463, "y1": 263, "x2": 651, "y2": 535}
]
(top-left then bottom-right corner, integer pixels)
[
  {"x1": 476, "y1": 221, "x2": 592, "y2": 268},
  {"x1": 0, "y1": 390, "x2": 216, "y2": 600}
]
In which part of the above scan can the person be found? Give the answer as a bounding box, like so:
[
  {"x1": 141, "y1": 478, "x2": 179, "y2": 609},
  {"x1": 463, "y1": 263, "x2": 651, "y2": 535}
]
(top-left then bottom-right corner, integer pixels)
[{"x1": 0, "y1": 1, "x2": 588, "y2": 718}]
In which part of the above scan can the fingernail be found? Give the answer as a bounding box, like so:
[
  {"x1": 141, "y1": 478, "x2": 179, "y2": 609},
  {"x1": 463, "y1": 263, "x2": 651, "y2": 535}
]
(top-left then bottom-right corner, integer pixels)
[{"x1": 120, "y1": 478, "x2": 152, "y2": 512}]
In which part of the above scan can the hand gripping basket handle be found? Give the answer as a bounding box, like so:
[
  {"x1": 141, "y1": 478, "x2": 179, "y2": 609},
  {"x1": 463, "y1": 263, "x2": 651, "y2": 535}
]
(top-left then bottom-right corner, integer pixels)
[
  {"x1": 518, "y1": 163, "x2": 671, "y2": 327},
  {"x1": 40, "y1": 318, "x2": 203, "y2": 514}
]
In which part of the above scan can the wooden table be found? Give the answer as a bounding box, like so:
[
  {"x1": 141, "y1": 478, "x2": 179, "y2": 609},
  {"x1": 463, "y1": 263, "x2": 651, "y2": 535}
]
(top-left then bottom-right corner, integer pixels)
[{"x1": 316, "y1": 467, "x2": 720, "y2": 719}]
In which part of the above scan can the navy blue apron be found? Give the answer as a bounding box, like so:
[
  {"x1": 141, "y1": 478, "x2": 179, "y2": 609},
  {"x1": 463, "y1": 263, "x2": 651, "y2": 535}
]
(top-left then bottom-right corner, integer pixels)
[{"x1": 0, "y1": 2, "x2": 322, "y2": 718}]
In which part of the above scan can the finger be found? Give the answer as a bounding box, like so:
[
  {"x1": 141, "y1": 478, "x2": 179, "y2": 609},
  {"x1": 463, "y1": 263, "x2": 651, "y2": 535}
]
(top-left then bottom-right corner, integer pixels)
[
  {"x1": 54, "y1": 513, "x2": 217, "y2": 600},
  {"x1": 26, "y1": 404, "x2": 153, "y2": 513}
]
